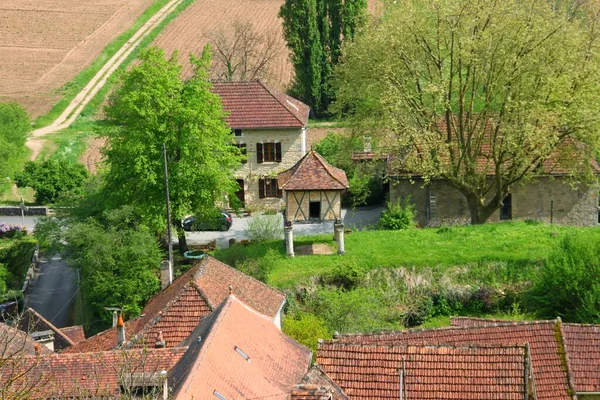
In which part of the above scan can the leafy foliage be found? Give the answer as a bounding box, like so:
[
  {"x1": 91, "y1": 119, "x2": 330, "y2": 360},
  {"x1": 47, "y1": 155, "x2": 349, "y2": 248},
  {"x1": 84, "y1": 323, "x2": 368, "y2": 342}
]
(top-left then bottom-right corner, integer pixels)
[
  {"x1": 15, "y1": 159, "x2": 89, "y2": 205},
  {"x1": 102, "y1": 46, "x2": 242, "y2": 250},
  {"x1": 279, "y1": 0, "x2": 367, "y2": 116},
  {"x1": 0, "y1": 103, "x2": 30, "y2": 195},
  {"x1": 527, "y1": 233, "x2": 600, "y2": 323},
  {"x1": 283, "y1": 313, "x2": 331, "y2": 357},
  {"x1": 244, "y1": 214, "x2": 283, "y2": 242},
  {"x1": 335, "y1": 0, "x2": 600, "y2": 223},
  {"x1": 379, "y1": 197, "x2": 416, "y2": 230}
]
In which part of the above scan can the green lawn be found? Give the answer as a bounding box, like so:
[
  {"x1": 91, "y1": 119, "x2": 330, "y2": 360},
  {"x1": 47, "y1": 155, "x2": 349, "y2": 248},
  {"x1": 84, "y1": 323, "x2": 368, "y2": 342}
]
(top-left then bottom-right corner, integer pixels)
[{"x1": 215, "y1": 221, "x2": 595, "y2": 288}]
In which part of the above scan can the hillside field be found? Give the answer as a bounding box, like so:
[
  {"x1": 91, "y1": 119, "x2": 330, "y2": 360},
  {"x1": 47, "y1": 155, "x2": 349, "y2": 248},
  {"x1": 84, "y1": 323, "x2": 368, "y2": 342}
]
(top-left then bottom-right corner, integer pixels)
[{"x1": 0, "y1": 0, "x2": 155, "y2": 117}]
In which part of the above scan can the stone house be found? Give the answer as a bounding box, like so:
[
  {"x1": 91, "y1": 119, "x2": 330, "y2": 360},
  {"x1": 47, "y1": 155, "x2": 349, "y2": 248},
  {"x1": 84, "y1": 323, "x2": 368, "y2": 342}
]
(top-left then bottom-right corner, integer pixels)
[
  {"x1": 211, "y1": 81, "x2": 310, "y2": 210},
  {"x1": 390, "y1": 173, "x2": 599, "y2": 227}
]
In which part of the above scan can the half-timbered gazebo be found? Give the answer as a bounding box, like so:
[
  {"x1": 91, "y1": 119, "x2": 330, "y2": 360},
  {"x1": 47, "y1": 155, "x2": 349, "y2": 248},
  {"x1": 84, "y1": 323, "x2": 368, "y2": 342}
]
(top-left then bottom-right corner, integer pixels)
[{"x1": 277, "y1": 151, "x2": 349, "y2": 256}]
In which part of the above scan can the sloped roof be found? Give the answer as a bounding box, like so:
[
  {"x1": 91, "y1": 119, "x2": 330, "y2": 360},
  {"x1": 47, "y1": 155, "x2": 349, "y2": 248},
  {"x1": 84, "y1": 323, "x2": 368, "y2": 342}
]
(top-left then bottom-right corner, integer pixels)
[
  {"x1": 278, "y1": 151, "x2": 349, "y2": 191},
  {"x1": 169, "y1": 294, "x2": 311, "y2": 399},
  {"x1": 2, "y1": 347, "x2": 185, "y2": 399},
  {"x1": 335, "y1": 319, "x2": 574, "y2": 400},
  {"x1": 451, "y1": 316, "x2": 600, "y2": 394},
  {"x1": 59, "y1": 326, "x2": 86, "y2": 344},
  {"x1": 317, "y1": 342, "x2": 529, "y2": 399},
  {"x1": 212, "y1": 80, "x2": 310, "y2": 129},
  {"x1": 18, "y1": 308, "x2": 75, "y2": 351},
  {"x1": 0, "y1": 321, "x2": 51, "y2": 356},
  {"x1": 66, "y1": 256, "x2": 286, "y2": 352},
  {"x1": 294, "y1": 365, "x2": 348, "y2": 400}
]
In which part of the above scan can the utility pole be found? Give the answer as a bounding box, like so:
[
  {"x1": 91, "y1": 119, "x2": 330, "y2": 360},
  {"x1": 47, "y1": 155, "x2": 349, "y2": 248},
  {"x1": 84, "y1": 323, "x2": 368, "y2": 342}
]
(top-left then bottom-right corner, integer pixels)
[
  {"x1": 162, "y1": 144, "x2": 173, "y2": 285},
  {"x1": 19, "y1": 196, "x2": 26, "y2": 228}
]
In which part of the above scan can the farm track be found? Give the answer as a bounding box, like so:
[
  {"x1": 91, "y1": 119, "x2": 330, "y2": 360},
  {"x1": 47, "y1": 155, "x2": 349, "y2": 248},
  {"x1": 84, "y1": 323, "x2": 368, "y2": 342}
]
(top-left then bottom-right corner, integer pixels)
[{"x1": 27, "y1": 0, "x2": 185, "y2": 158}]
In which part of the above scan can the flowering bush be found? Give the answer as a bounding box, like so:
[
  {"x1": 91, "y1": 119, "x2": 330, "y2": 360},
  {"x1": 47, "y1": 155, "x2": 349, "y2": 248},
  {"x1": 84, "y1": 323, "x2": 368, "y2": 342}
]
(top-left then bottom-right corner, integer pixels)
[{"x1": 0, "y1": 224, "x2": 25, "y2": 239}]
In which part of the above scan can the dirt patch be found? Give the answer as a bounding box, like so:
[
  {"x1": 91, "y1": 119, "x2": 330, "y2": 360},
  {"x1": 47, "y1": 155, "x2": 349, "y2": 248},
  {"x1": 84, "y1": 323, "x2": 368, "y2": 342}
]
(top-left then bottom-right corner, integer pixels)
[
  {"x1": 26, "y1": 138, "x2": 47, "y2": 161},
  {"x1": 0, "y1": 0, "x2": 156, "y2": 117},
  {"x1": 295, "y1": 243, "x2": 335, "y2": 256},
  {"x1": 79, "y1": 137, "x2": 106, "y2": 174}
]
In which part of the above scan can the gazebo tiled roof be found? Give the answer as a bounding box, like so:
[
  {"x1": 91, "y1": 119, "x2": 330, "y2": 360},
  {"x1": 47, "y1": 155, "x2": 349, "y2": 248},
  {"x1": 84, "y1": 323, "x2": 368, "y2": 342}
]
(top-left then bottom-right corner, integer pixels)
[{"x1": 278, "y1": 151, "x2": 349, "y2": 191}]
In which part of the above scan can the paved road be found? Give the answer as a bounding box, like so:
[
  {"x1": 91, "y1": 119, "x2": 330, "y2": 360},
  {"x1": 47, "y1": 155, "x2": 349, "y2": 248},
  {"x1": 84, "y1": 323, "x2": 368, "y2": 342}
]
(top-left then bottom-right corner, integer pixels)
[
  {"x1": 27, "y1": 255, "x2": 77, "y2": 328},
  {"x1": 186, "y1": 205, "x2": 384, "y2": 249}
]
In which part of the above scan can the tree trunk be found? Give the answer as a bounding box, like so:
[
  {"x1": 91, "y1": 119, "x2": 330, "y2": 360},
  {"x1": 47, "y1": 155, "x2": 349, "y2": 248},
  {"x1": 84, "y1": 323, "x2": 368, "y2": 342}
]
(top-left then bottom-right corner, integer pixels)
[
  {"x1": 465, "y1": 193, "x2": 502, "y2": 225},
  {"x1": 173, "y1": 218, "x2": 188, "y2": 254}
]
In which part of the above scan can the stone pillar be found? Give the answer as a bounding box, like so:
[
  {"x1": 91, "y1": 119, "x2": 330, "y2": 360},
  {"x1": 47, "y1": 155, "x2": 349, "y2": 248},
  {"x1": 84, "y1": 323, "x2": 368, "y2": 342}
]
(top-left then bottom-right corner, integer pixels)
[
  {"x1": 334, "y1": 221, "x2": 345, "y2": 255},
  {"x1": 284, "y1": 223, "x2": 295, "y2": 258}
]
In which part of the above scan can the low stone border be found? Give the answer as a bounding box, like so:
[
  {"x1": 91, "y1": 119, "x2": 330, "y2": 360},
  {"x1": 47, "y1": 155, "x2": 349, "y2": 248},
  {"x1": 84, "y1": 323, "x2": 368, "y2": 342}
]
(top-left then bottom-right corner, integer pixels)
[{"x1": 0, "y1": 206, "x2": 49, "y2": 216}]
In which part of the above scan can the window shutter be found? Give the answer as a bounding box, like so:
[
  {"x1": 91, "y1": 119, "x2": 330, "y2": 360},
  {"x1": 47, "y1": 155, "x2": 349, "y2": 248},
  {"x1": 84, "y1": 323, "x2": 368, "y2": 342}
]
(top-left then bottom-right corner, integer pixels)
[
  {"x1": 257, "y1": 143, "x2": 264, "y2": 164},
  {"x1": 275, "y1": 142, "x2": 282, "y2": 162},
  {"x1": 240, "y1": 144, "x2": 247, "y2": 164},
  {"x1": 276, "y1": 179, "x2": 283, "y2": 198},
  {"x1": 258, "y1": 179, "x2": 265, "y2": 198}
]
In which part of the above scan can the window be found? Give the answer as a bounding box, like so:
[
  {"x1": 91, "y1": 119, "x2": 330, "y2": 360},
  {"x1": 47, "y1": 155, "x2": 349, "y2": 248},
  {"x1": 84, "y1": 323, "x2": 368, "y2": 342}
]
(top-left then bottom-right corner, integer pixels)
[
  {"x1": 256, "y1": 142, "x2": 282, "y2": 163},
  {"x1": 236, "y1": 143, "x2": 247, "y2": 163},
  {"x1": 233, "y1": 129, "x2": 243, "y2": 137},
  {"x1": 258, "y1": 178, "x2": 282, "y2": 198}
]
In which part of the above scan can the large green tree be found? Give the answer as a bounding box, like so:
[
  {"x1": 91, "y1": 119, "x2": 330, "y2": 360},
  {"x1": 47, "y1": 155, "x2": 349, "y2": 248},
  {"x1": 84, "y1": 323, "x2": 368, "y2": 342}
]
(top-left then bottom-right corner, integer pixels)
[
  {"x1": 102, "y1": 46, "x2": 242, "y2": 250},
  {"x1": 335, "y1": 0, "x2": 600, "y2": 223},
  {"x1": 280, "y1": 0, "x2": 367, "y2": 117},
  {"x1": 0, "y1": 103, "x2": 30, "y2": 195}
]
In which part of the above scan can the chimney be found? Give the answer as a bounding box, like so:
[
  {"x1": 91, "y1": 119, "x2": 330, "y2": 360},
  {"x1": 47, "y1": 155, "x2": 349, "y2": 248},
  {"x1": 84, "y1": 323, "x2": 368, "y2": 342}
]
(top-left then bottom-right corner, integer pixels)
[
  {"x1": 155, "y1": 331, "x2": 166, "y2": 348},
  {"x1": 160, "y1": 260, "x2": 172, "y2": 290},
  {"x1": 112, "y1": 310, "x2": 118, "y2": 328},
  {"x1": 117, "y1": 313, "x2": 125, "y2": 347}
]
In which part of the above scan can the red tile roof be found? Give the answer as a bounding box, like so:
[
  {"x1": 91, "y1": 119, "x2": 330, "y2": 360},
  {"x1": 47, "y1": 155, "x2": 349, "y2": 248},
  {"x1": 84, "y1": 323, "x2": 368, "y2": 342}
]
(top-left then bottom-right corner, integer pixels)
[
  {"x1": 59, "y1": 326, "x2": 86, "y2": 344},
  {"x1": 2, "y1": 347, "x2": 185, "y2": 398},
  {"x1": 66, "y1": 256, "x2": 285, "y2": 352},
  {"x1": 212, "y1": 80, "x2": 310, "y2": 129},
  {"x1": 169, "y1": 294, "x2": 311, "y2": 399},
  {"x1": 278, "y1": 151, "x2": 349, "y2": 191},
  {"x1": 317, "y1": 342, "x2": 530, "y2": 399},
  {"x1": 451, "y1": 316, "x2": 600, "y2": 395},
  {"x1": 18, "y1": 308, "x2": 75, "y2": 351},
  {"x1": 336, "y1": 320, "x2": 575, "y2": 400},
  {"x1": 0, "y1": 321, "x2": 51, "y2": 356},
  {"x1": 295, "y1": 365, "x2": 349, "y2": 400}
]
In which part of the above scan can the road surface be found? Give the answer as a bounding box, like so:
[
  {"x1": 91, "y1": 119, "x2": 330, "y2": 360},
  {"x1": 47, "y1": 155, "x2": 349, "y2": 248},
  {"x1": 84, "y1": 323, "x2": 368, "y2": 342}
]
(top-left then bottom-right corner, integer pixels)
[{"x1": 27, "y1": 255, "x2": 77, "y2": 329}]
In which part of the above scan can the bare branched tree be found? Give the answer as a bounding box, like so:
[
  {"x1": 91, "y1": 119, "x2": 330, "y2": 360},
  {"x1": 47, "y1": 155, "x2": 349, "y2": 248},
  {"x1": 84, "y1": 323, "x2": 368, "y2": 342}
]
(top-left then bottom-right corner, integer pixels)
[{"x1": 206, "y1": 20, "x2": 282, "y2": 83}]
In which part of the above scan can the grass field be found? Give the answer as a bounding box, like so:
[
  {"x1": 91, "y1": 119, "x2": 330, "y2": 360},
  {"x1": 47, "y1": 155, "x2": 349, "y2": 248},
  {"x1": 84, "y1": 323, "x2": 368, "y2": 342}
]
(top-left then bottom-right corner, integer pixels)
[{"x1": 215, "y1": 221, "x2": 593, "y2": 288}]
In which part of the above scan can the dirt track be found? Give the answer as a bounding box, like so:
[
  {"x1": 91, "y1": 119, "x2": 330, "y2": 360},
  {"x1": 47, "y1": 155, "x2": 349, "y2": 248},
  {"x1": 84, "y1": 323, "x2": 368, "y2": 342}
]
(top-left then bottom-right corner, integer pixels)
[{"x1": 0, "y1": 0, "x2": 158, "y2": 117}]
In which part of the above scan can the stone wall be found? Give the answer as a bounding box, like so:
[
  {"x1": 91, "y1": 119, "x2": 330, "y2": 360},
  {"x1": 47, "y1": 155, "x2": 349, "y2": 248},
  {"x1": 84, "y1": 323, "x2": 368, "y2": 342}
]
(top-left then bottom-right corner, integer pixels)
[
  {"x1": 235, "y1": 127, "x2": 305, "y2": 209},
  {"x1": 284, "y1": 190, "x2": 343, "y2": 222},
  {"x1": 390, "y1": 176, "x2": 599, "y2": 226}
]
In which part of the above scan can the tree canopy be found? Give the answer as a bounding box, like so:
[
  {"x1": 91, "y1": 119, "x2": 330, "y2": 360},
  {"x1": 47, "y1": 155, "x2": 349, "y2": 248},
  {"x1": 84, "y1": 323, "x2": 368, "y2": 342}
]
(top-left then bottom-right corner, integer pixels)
[
  {"x1": 101, "y1": 46, "x2": 243, "y2": 249},
  {"x1": 0, "y1": 103, "x2": 30, "y2": 195},
  {"x1": 334, "y1": 0, "x2": 600, "y2": 223},
  {"x1": 280, "y1": 0, "x2": 367, "y2": 117}
]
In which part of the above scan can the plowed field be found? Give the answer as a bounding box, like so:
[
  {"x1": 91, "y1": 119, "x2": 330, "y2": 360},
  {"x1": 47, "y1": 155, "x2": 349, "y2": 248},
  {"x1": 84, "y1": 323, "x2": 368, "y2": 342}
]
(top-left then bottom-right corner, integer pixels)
[
  {"x1": 0, "y1": 0, "x2": 155, "y2": 117},
  {"x1": 153, "y1": 0, "x2": 381, "y2": 92}
]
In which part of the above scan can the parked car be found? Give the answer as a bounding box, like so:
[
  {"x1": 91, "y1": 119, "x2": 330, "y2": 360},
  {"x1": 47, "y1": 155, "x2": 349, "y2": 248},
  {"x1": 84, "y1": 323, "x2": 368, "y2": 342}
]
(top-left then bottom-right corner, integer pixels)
[{"x1": 182, "y1": 211, "x2": 233, "y2": 232}]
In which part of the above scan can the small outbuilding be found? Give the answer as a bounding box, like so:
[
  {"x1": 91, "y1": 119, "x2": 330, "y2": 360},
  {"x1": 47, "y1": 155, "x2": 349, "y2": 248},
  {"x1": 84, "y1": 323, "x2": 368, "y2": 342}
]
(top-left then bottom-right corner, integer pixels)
[{"x1": 277, "y1": 151, "x2": 349, "y2": 256}]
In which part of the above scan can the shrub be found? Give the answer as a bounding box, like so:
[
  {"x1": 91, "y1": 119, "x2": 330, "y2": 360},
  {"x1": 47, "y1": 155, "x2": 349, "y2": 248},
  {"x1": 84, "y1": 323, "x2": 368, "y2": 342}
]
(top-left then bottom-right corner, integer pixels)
[
  {"x1": 283, "y1": 313, "x2": 331, "y2": 357},
  {"x1": 322, "y1": 261, "x2": 364, "y2": 290},
  {"x1": 0, "y1": 224, "x2": 26, "y2": 239},
  {"x1": 245, "y1": 214, "x2": 282, "y2": 242},
  {"x1": 15, "y1": 159, "x2": 89, "y2": 204},
  {"x1": 379, "y1": 197, "x2": 416, "y2": 230},
  {"x1": 527, "y1": 233, "x2": 600, "y2": 323}
]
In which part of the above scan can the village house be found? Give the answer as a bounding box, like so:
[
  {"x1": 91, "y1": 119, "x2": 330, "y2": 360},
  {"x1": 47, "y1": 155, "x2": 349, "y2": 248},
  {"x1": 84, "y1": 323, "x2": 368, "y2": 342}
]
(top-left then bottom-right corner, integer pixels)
[{"x1": 211, "y1": 80, "x2": 310, "y2": 211}]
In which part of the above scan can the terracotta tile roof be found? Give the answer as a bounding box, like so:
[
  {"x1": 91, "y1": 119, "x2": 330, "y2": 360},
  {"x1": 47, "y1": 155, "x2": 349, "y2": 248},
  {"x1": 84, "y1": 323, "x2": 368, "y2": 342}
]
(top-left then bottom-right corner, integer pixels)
[
  {"x1": 0, "y1": 321, "x2": 51, "y2": 356},
  {"x1": 67, "y1": 256, "x2": 285, "y2": 352},
  {"x1": 59, "y1": 325, "x2": 86, "y2": 344},
  {"x1": 212, "y1": 80, "x2": 310, "y2": 129},
  {"x1": 336, "y1": 319, "x2": 574, "y2": 400},
  {"x1": 451, "y1": 317, "x2": 600, "y2": 395},
  {"x1": 295, "y1": 365, "x2": 348, "y2": 400},
  {"x1": 2, "y1": 347, "x2": 185, "y2": 398},
  {"x1": 278, "y1": 150, "x2": 349, "y2": 191},
  {"x1": 18, "y1": 308, "x2": 75, "y2": 351},
  {"x1": 291, "y1": 384, "x2": 334, "y2": 400},
  {"x1": 169, "y1": 294, "x2": 311, "y2": 399},
  {"x1": 317, "y1": 342, "x2": 530, "y2": 399},
  {"x1": 62, "y1": 318, "x2": 141, "y2": 354}
]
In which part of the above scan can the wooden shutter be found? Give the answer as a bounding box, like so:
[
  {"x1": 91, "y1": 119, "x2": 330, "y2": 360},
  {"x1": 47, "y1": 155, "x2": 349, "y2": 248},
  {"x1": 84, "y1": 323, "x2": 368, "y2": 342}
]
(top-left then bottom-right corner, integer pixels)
[
  {"x1": 257, "y1": 143, "x2": 264, "y2": 163},
  {"x1": 276, "y1": 179, "x2": 283, "y2": 198},
  {"x1": 258, "y1": 178, "x2": 265, "y2": 198},
  {"x1": 275, "y1": 142, "x2": 282, "y2": 162}
]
